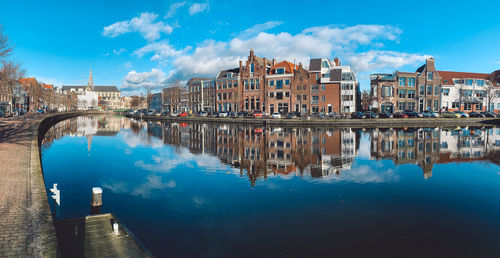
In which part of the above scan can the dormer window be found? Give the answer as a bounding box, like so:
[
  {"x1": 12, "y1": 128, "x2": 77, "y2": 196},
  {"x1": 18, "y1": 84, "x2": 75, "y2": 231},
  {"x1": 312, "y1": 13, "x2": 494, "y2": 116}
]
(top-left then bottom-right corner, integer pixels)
[
  {"x1": 321, "y1": 60, "x2": 329, "y2": 68},
  {"x1": 276, "y1": 68, "x2": 285, "y2": 74},
  {"x1": 227, "y1": 73, "x2": 232, "y2": 77}
]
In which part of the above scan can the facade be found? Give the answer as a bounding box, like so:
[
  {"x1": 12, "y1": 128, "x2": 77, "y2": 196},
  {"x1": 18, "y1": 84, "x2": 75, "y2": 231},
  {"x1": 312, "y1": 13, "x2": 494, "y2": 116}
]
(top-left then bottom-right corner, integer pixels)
[
  {"x1": 439, "y1": 71, "x2": 491, "y2": 112},
  {"x1": 240, "y1": 49, "x2": 270, "y2": 113},
  {"x1": 215, "y1": 68, "x2": 240, "y2": 112},
  {"x1": 187, "y1": 77, "x2": 214, "y2": 113},
  {"x1": 370, "y1": 58, "x2": 441, "y2": 113},
  {"x1": 149, "y1": 93, "x2": 163, "y2": 111},
  {"x1": 309, "y1": 58, "x2": 359, "y2": 113},
  {"x1": 265, "y1": 60, "x2": 296, "y2": 114},
  {"x1": 162, "y1": 86, "x2": 182, "y2": 113},
  {"x1": 291, "y1": 64, "x2": 311, "y2": 113},
  {"x1": 62, "y1": 70, "x2": 120, "y2": 110}
]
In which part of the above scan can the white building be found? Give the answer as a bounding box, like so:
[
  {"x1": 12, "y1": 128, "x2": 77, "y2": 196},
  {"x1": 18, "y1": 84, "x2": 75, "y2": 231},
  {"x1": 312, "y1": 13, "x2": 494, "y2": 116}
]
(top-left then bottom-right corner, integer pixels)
[{"x1": 439, "y1": 71, "x2": 499, "y2": 112}]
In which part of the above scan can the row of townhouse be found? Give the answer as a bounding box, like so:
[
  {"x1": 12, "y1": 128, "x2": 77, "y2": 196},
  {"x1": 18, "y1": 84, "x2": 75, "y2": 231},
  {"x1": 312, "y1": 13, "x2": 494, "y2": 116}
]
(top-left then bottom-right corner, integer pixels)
[
  {"x1": 156, "y1": 50, "x2": 361, "y2": 115},
  {"x1": 370, "y1": 57, "x2": 500, "y2": 113},
  {"x1": 1, "y1": 77, "x2": 79, "y2": 116}
]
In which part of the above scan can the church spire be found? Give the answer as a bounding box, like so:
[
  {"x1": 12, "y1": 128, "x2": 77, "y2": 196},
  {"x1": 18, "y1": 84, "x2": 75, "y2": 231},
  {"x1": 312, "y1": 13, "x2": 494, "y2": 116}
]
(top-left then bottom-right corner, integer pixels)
[{"x1": 88, "y1": 69, "x2": 94, "y2": 90}]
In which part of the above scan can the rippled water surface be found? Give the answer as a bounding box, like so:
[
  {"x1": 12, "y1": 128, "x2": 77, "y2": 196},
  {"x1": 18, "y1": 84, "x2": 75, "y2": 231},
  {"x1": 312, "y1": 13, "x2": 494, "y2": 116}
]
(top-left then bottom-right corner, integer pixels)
[{"x1": 41, "y1": 115, "x2": 500, "y2": 257}]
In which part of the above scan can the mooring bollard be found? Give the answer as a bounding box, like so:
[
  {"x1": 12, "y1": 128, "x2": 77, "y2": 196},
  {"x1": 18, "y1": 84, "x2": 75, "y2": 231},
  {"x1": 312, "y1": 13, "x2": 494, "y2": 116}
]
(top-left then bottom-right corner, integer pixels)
[
  {"x1": 91, "y1": 187, "x2": 103, "y2": 206},
  {"x1": 91, "y1": 187, "x2": 103, "y2": 215}
]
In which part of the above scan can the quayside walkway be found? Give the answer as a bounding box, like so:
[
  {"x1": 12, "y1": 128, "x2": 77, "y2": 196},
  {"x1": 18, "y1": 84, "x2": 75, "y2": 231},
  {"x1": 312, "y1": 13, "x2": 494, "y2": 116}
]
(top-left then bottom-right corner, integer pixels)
[{"x1": 0, "y1": 115, "x2": 57, "y2": 257}]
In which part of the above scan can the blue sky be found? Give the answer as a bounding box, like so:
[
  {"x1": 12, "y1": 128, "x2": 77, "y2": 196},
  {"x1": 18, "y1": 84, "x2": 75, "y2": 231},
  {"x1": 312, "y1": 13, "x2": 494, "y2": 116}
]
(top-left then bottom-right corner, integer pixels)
[{"x1": 1, "y1": 0, "x2": 499, "y2": 95}]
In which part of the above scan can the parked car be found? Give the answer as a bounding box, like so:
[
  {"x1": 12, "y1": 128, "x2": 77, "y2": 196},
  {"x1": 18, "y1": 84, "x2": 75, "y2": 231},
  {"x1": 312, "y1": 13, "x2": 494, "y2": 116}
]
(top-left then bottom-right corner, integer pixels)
[
  {"x1": 199, "y1": 111, "x2": 208, "y2": 117},
  {"x1": 179, "y1": 112, "x2": 188, "y2": 117},
  {"x1": 37, "y1": 109, "x2": 45, "y2": 114},
  {"x1": 218, "y1": 112, "x2": 228, "y2": 118},
  {"x1": 271, "y1": 112, "x2": 282, "y2": 119},
  {"x1": 161, "y1": 111, "x2": 169, "y2": 116},
  {"x1": 351, "y1": 111, "x2": 366, "y2": 119},
  {"x1": 453, "y1": 111, "x2": 469, "y2": 118},
  {"x1": 441, "y1": 111, "x2": 460, "y2": 118},
  {"x1": 421, "y1": 110, "x2": 439, "y2": 118},
  {"x1": 364, "y1": 111, "x2": 379, "y2": 119},
  {"x1": 480, "y1": 111, "x2": 497, "y2": 118},
  {"x1": 404, "y1": 110, "x2": 423, "y2": 118},
  {"x1": 170, "y1": 112, "x2": 179, "y2": 117},
  {"x1": 286, "y1": 112, "x2": 298, "y2": 119},
  {"x1": 468, "y1": 112, "x2": 485, "y2": 118},
  {"x1": 393, "y1": 112, "x2": 408, "y2": 118},
  {"x1": 378, "y1": 112, "x2": 393, "y2": 118},
  {"x1": 253, "y1": 111, "x2": 263, "y2": 118}
]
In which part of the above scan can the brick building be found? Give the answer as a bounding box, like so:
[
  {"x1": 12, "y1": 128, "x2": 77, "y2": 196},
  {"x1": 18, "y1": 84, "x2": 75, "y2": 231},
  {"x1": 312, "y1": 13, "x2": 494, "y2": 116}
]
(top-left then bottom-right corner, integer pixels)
[
  {"x1": 370, "y1": 57, "x2": 441, "y2": 113},
  {"x1": 265, "y1": 60, "x2": 296, "y2": 114},
  {"x1": 187, "y1": 77, "x2": 214, "y2": 113},
  {"x1": 291, "y1": 64, "x2": 311, "y2": 113},
  {"x1": 215, "y1": 68, "x2": 240, "y2": 112},
  {"x1": 239, "y1": 49, "x2": 270, "y2": 113}
]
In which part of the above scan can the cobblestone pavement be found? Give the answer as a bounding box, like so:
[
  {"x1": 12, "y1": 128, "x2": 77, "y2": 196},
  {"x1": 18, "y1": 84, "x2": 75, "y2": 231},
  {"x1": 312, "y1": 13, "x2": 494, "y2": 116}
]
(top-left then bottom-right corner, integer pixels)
[{"x1": 0, "y1": 115, "x2": 56, "y2": 257}]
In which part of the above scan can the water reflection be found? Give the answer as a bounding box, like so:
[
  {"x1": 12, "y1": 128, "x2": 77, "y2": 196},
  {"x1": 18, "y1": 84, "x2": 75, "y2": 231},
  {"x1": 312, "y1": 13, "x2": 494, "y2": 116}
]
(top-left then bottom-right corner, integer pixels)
[{"x1": 43, "y1": 115, "x2": 500, "y2": 185}]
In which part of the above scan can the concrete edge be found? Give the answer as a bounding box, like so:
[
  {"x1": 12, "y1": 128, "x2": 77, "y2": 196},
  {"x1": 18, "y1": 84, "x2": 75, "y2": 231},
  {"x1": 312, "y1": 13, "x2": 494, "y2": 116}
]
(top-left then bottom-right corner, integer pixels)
[
  {"x1": 27, "y1": 112, "x2": 94, "y2": 257},
  {"x1": 127, "y1": 115, "x2": 500, "y2": 128}
]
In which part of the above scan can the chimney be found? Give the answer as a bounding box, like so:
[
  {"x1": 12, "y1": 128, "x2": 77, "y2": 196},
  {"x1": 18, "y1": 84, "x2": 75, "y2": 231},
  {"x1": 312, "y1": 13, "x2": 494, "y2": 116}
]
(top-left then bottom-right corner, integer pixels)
[
  {"x1": 239, "y1": 60, "x2": 242, "y2": 70},
  {"x1": 272, "y1": 58, "x2": 276, "y2": 66},
  {"x1": 250, "y1": 49, "x2": 254, "y2": 57},
  {"x1": 334, "y1": 57, "x2": 340, "y2": 66}
]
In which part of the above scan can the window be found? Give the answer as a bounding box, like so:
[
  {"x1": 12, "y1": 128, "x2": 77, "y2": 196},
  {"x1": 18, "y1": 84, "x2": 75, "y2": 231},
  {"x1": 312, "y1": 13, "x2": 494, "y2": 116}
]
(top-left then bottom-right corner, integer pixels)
[
  {"x1": 312, "y1": 96, "x2": 319, "y2": 104},
  {"x1": 382, "y1": 86, "x2": 392, "y2": 97},
  {"x1": 269, "y1": 92, "x2": 274, "y2": 98},
  {"x1": 270, "y1": 80, "x2": 274, "y2": 86},
  {"x1": 464, "y1": 103, "x2": 472, "y2": 111},
  {"x1": 276, "y1": 68, "x2": 285, "y2": 74},
  {"x1": 245, "y1": 80, "x2": 249, "y2": 90},
  {"x1": 407, "y1": 102, "x2": 416, "y2": 111},
  {"x1": 311, "y1": 85, "x2": 319, "y2": 92},
  {"x1": 434, "y1": 100, "x2": 439, "y2": 111},
  {"x1": 426, "y1": 85, "x2": 433, "y2": 95},
  {"x1": 276, "y1": 92, "x2": 283, "y2": 100},
  {"x1": 250, "y1": 79, "x2": 254, "y2": 90},
  {"x1": 452, "y1": 102, "x2": 459, "y2": 109},
  {"x1": 341, "y1": 72, "x2": 353, "y2": 81},
  {"x1": 477, "y1": 80, "x2": 484, "y2": 86},
  {"x1": 256, "y1": 79, "x2": 260, "y2": 89},
  {"x1": 427, "y1": 72, "x2": 433, "y2": 81},
  {"x1": 285, "y1": 79, "x2": 290, "y2": 85},
  {"x1": 285, "y1": 92, "x2": 290, "y2": 98},
  {"x1": 276, "y1": 80, "x2": 283, "y2": 89},
  {"x1": 407, "y1": 90, "x2": 415, "y2": 99},
  {"x1": 303, "y1": 95, "x2": 307, "y2": 101},
  {"x1": 250, "y1": 63, "x2": 254, "y2": 73},
  {"x1": 419, "y1": 85, "x2": 425, "y2": 95},
  {"x1": 476, "y1": 103, "x2": 483, "y2": 111},
  {"x1": 466, "y1": 79, "x2": 473, "y2": 86},
  {"x1": 397, "y1": 101, "x2": 406, "y2": 111},
  {"x1": 321, "y1": 60, "x2": 329, "y2": 68},
  {"x1": 321, "y1": 95, "x2": 326, "y2": 102},
  {"x1": 443, "y1": 88, "x2": 450, "y2": 96},
  {"x1": 316, "y1": 73, "x2": 319, "y2": 80},
  {"x1": 434, "y1": 86, "x2": 440, "y2": 96},
  {"x1": 371, "y1": 85, "x2": 378, "y2": 97},
  {"x1": 408, "y1": 78, "x2": 415, "y2": 87},
  {"x1": 399, "y1": 77, "x2": 406, "y2": 86},
  {"x1": 399, "y1": 89, "x2": 406, "y2": 98},
  {"x1": 321, "y1": 84, "x2": 325, "y2": 91}
]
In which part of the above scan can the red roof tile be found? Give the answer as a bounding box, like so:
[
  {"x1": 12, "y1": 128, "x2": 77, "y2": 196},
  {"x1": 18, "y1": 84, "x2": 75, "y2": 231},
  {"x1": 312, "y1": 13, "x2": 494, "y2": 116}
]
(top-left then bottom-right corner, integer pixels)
[{"x1": 438, "y1": 71, "x2": 490, "y2": 85}]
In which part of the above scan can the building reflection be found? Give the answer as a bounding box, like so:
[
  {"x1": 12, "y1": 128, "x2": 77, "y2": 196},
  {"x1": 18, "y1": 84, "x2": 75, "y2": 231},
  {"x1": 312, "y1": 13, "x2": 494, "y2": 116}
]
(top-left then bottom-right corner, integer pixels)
[
  {"x1": 370, "y1": 127, "x2": 500, "y2": 179},
  {"x1": 43, "y1": 115, "x2": 500, "y2": 184}
]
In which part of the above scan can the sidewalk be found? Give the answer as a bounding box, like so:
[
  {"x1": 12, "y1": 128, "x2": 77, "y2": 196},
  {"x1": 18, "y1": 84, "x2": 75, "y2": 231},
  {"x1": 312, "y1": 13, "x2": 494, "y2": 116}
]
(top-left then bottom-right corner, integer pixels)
[{"x1": 0, "y1": 115, "x2": 57, "y2": 257}]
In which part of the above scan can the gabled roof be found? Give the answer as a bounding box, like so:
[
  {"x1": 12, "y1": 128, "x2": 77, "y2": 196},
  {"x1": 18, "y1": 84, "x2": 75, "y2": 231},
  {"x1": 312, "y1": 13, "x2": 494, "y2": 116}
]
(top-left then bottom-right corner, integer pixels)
[
  {"x1": 217, "y1": 68, "x2": 240, "y2": 79},
  {"x1": 269, "y1": 60, "x2": 297, "y2": 75},
  {"x1": 62, "y1": 85, "x2": 120, "y2": 92},
  {"x1": 438, "y1": 71, "x2": 490, "y2": 85}
]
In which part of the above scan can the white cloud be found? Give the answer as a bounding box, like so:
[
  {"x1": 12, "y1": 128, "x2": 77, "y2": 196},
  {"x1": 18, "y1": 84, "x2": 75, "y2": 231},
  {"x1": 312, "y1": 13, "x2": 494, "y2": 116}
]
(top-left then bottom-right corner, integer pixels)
[
  {"x1": 237, "y1": 21, "x2": 283, "y2": 39},
  {"x1": 122, "y1": 68, "x2": 171, "y2": 91},
  {"x1": 124, "y1": 61, "x2": 132, "y2": 69},
  {"x1": 113, "y1": 48, "x2": 127, "y2": 55},
  {"x1": 103, "y1": 12, "x2": 173, "y2": 41},
  {"x1": 165, "y1": 2, "x2": 187, "y2": 18},
  {"x1": 133, "y1": 40, "x2": 186, "y2": 61},
  {"x1": 188, "y1": 3, "x2": 209, "y2": 15},
  {"x1": 346, "y1": 50, "x2": 430, "y2": 72}
]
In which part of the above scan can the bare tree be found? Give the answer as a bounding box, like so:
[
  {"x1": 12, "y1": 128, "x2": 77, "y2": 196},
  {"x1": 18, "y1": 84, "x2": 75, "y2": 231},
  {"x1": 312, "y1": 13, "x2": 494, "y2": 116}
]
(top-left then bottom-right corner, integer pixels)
[
  {"x1": 0, "y1": 60, "x2": 25, "y2": 83},
  {"x1": 0, "y1": 25, "x2": 13, "y2": 60},
  {"x1": 485, "y1": 83, "x2": 498, "y2": 111}
]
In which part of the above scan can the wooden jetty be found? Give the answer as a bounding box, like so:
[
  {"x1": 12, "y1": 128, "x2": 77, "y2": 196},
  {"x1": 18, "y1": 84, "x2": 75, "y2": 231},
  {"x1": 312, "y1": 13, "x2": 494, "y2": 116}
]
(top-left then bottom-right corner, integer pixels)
[{"x1": 54, "y1": 213, "x2": 154, "y2": 257}]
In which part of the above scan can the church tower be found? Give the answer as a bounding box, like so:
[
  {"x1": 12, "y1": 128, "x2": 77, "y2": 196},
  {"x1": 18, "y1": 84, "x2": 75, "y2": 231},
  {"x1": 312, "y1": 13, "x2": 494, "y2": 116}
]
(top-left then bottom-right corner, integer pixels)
[{"x1": 87, "y1": 69, "x2": 94, "y2": 91}]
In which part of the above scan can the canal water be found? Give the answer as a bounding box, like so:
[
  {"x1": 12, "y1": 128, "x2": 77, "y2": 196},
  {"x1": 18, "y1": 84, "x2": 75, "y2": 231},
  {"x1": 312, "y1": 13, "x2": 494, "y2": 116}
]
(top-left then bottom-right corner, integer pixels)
[{"x1": 41, "y1": 115, "x2": 500, "y2": 257}]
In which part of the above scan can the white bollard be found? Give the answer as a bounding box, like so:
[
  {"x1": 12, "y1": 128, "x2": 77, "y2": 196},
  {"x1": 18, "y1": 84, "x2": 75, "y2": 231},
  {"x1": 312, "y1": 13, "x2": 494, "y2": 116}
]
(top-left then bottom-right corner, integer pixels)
[
  {"x1": 113, "y1": 222, "x2": 119, "y2": 235},
  {"x1": 91, "y1": 187, "x2": 102, "y2": 207}
]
